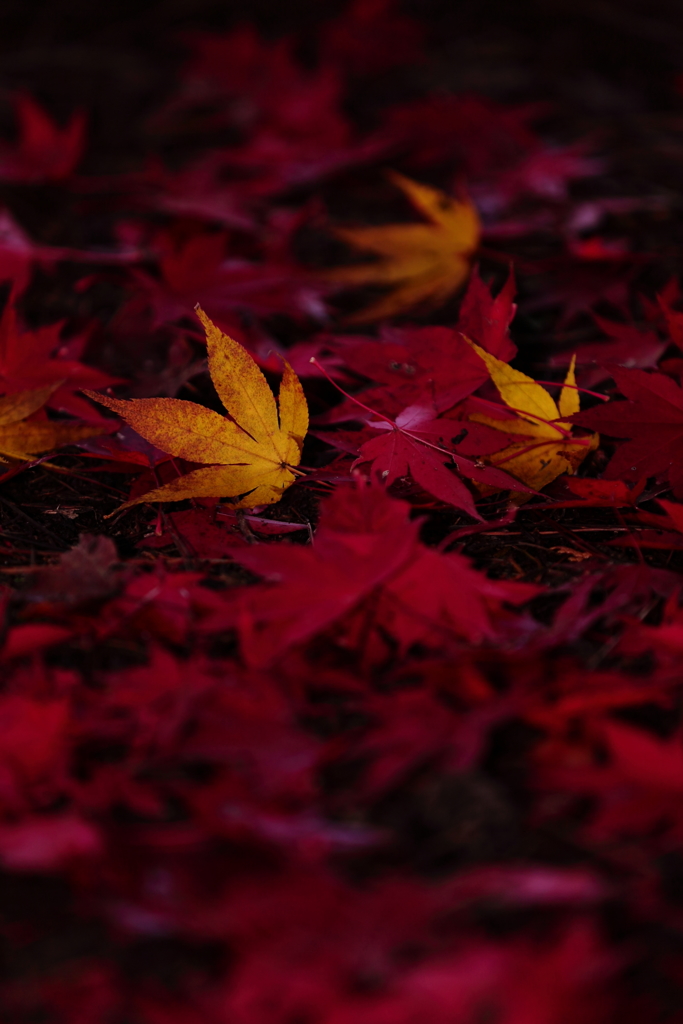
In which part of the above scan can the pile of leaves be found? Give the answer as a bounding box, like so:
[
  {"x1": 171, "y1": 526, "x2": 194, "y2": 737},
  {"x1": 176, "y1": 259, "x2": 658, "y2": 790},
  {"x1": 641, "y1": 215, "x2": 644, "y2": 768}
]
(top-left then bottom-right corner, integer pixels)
[{"x1": 3, "y1": 2, "x2": 683, "y2": 1020}]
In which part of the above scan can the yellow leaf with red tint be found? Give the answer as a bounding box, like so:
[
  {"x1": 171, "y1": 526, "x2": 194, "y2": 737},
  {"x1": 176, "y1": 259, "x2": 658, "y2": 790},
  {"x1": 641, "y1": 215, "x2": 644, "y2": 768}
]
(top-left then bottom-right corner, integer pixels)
[
  {"x1": 0, "y1": 384, "x2": 104, "y2": 462},
  {"x1": 325, "y1": 172, "x2": 480, "y2": 323},
  {"x1": 466, "y1": 340, "x2": 597, "y2": 494},
  {"x1": 84, "y1": 307, "x2": 308, "y2": 513},
  {"x1": 465, "y1": 341, "x2": 561, "y2": 435}
]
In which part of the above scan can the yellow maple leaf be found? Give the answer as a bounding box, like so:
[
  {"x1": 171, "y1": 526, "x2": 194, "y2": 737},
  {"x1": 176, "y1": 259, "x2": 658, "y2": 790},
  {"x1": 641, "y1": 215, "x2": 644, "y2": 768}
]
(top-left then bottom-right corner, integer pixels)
[
  {"x1": 466, "y1": 341, "x2": 598, "y2": 493},
  {"x1": 84, "y1": 307, "x2": 309, "y2": 512},
  {"x1": 0, "y1": 385, "x2": 104, "y2": 461},
  {"x1": 325, "y1": 172, "x2": 480, "y2": 323}
]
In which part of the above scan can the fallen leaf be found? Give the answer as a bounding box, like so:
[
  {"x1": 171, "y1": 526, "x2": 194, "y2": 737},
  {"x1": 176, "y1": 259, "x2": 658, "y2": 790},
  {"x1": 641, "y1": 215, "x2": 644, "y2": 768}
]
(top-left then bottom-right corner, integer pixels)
[
  {"x1": 162, "y1": 25, "x2": 387, "y2": 199},
  {"x1": 356, "y1": 404, "x2": 528, "y2": 518},
  {"x1": 521, "y1": 244, "x2": 637, "y2": 329},
  {"x1": 456, "y1": 265, "x2": 517, "y2": 360},
  {"x1": 0, "y1": 385, "x2": 105, "y2": 461},
  {"x1": 375, "y1": 544, "x2": 539, "y2": 651},
  {"x1": 467, "y1": 343, "x2": 598, "y2": 492},
  {"x1": 209, "y1": 483, "x2": 539, "y2": 666},
  {"x1": 325, "y1": 172, "x2": 480, "y2": 322},
  {"x1": 0, "y1": 94, "x2": 86, "y2": 183},
  {"x1": 557, "y1": 477, "x2": 645, "y2": 507},
  {"x1": 0, "y1": 297, "x2": 119, "y2": 420},
  {"x1": 0, "y1": 207, "x2": 140, "y2": 299},
  {"x1": 138, "y1": 507, "x2": 241, "y2": 557},
  {"x1": 130, "y1": 225, "x2": 326, "y2": 327},
  {"x1": 321, "y1": 268, "x2": 518, "y2": 423},
  {"x1": 573, "y1": 367, "x2": 683, "y2": 497},
  {"x1": 608, "y1": 496, "x2": 683, "y2": 550},
  {"x1": 84, "y1": 307, "x2": 308, "y2": 511},
  {"x1": 26, "y1": 535, "x2": 119, "y2": 607},
  {"x1": 550, "y1": 314, "x2": 666, "y2": 382}
]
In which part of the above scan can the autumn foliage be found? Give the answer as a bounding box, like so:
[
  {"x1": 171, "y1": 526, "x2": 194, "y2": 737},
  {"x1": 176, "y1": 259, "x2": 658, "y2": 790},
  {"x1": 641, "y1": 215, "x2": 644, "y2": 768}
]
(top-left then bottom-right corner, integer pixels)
[{"x1": 1, "y1": 3, "x2": 683, "y2": 1023}]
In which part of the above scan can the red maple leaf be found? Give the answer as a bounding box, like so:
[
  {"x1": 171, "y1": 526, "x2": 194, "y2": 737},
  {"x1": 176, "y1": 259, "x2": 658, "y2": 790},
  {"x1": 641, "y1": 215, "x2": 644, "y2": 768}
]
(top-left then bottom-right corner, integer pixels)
[
  {"x1": 161, "y1": 26, "x2": 386, "y2": 197},
  {"x1": 208, "y1": 482, "x2": 420, "y2": 666},
  {"x1": 0, "y1": 207, "x2": 141, "y2": 296},
  {"x1": 550, "y1": 314, "x2": 666, "y2": 386},
  {"x1": 523, "y1": 247, "x2": 640, "y2": 327},
  {"x1": 129, "y1": 225, "x2": 326, "y2": 327},
  {"x1": 0, "y1": 298, "x2": 118, "y2": 420},
  {"x1": 0, "y1": 94, "x2": 86, "y2": 183},
  {"x1": 539, "y1": 476, "x2": 645, "y2": 509},
  {"x1": 574, "y1": 366, "x2": 683, "y2": 496},
  {"x1": 144, "y1": 154, "x2": 256, "y2": 230},
  {"x1": 375, "y1": 544, "x2": 539, "y2": 651},
  {"x1": 537, "y1": 716, "x2": 683, "y2": 851},
  {"x1": 355, "y1": 404, "x2": 526, "y2": 517},
  {"x1": 212, "y1": 483, "x2": 538, "y2": 666},
  {"x1": 321, "y1": 268, "x2": 517, "y2": 423}
]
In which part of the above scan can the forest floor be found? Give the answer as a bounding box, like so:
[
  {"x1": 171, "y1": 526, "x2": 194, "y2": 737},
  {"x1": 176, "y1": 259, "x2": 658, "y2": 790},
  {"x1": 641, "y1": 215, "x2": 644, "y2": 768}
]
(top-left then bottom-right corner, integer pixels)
[{"x1": 1, "y1": 1, "x2": 683, "y2": 1022}]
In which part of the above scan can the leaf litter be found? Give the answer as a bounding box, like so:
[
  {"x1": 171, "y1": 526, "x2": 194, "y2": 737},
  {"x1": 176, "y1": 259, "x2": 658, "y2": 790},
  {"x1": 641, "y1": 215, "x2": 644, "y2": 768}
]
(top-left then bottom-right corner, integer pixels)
[{"x1": 0, "y1": 3, "x2": 683, "y2": 1022}]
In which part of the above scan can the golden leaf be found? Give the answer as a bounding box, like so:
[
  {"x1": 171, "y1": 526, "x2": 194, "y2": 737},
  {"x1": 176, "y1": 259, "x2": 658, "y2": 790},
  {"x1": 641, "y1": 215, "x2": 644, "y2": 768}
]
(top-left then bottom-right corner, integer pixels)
[
  {"x1": 325, "y1": 172, "x2": 480, "y2": 323},
  {"x1": 0, "y1": 384, "x2": 104, "y2": 462},
  {"x1": 84, "y1": 307, "x2": 309, "y2": 513},
  {"x1": 466, "y1": 343, "x2": 597, "y2": 493}
]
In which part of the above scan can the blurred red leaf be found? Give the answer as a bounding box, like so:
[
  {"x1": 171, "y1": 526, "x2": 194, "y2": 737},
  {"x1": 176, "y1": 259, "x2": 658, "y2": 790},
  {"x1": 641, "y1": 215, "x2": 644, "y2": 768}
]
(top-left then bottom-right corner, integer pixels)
[{"x1": 0, "y1": 94, "x2": 86, "y2": 183}]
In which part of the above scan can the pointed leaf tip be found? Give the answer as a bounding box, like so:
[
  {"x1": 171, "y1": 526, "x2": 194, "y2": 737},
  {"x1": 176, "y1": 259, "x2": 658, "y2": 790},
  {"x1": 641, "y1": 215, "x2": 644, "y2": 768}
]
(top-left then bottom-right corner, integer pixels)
[{"x1": 94, "y1": 308, "x2": 309, "y2": 515}]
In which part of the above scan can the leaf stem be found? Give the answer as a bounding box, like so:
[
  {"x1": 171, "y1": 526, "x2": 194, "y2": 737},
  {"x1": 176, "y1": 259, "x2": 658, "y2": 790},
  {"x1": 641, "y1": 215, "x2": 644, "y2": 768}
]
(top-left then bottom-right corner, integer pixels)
[{"x1": 309, "y1": 357, "x2": 395, "y2": 425}]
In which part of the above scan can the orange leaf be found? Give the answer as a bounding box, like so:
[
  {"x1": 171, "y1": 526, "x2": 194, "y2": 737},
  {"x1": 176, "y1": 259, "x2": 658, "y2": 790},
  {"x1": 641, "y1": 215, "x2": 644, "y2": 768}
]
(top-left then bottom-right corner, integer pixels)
[
  {"x1": 0, "y1": 384, "x2": 104, "y2": 462},
  {"x1": 325, "y1": 172, "x2": 480, "y2": 323},
  {"x1": 84, "y1": 308, "x2": 308, "y2": 513}
]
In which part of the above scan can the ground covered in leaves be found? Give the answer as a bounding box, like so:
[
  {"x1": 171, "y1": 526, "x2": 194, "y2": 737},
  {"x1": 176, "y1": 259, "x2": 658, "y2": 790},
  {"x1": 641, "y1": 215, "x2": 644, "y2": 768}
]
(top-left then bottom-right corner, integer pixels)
[{"x1": 4, "y1": 0, "x2": 683, "y2": 1021}]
